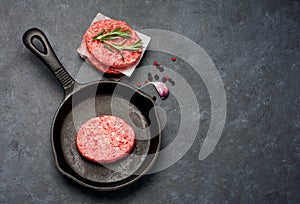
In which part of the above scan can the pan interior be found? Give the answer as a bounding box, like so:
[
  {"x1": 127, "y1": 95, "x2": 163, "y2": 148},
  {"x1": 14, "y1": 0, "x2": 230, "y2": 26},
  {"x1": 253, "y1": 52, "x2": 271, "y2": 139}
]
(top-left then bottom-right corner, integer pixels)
[{"x1": 52, "y1": 82, "x2": 160, "y2": 187}]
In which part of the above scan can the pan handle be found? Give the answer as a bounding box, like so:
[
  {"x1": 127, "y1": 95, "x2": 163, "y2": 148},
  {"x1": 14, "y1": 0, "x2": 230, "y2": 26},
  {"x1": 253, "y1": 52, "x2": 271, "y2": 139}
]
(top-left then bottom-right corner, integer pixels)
[{"x1": 22, "y1": 28, "x2": 76, "y2": 97}]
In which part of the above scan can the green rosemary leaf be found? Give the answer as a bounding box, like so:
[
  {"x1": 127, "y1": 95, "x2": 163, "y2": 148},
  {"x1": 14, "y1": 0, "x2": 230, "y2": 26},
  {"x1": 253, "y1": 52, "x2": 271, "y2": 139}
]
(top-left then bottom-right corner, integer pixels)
[
  {"x1": 112, "y1": 27, "x2": 122, "y2": 32},
  {"x1": 120, "y1": 52, "x2": 124, "y2": 62},
  {"x1": 92, "y1": 29, "x2": 105, "y2": 40},
  {"x1": 103, "y1": 43, "x2": 114, "y2": 53}
]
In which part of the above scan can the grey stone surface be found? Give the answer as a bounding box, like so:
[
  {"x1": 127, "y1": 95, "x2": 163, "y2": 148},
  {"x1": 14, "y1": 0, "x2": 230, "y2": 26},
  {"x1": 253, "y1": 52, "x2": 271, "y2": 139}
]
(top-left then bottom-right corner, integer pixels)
[{"x1": 1, "y1": 0, "x2": 300, "y2": 203}]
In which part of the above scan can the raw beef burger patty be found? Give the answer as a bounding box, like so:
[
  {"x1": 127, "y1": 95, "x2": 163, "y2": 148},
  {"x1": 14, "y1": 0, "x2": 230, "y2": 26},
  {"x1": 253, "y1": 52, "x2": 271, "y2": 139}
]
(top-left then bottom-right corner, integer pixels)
[
  {"x1": 76, "y1": 115, "x2": 135, "y2": 163},
  {"x1": 84, "y1": 19, "x2": 142, "y2": 69}
]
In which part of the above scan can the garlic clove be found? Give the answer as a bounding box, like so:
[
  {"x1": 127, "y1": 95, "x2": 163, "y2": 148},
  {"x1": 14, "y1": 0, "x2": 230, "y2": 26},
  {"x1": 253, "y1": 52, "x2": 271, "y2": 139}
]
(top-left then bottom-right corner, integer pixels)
[{"x1": 149, "y1": 82, "x2": 169, "y2": 100}]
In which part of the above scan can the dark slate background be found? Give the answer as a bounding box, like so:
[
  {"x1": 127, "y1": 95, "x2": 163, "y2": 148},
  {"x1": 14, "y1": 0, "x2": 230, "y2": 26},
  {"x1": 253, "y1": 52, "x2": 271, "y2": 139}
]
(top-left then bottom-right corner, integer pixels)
[{"x1": 1, "y1": 0, "x2": 300, "y2": 203}]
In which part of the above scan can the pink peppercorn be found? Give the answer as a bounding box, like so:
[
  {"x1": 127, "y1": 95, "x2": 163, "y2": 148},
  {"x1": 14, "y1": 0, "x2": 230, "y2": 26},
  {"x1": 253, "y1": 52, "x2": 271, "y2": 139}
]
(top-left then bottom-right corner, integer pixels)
[{"x1": 153, "y1": 61, "x2": 159, "y2": 66}]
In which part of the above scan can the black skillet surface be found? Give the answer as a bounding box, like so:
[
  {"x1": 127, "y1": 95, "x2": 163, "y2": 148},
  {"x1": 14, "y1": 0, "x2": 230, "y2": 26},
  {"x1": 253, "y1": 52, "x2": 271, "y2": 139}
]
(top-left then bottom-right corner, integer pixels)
[{"x1": 22, "y1": 28, "x2": 161, "y2": 190}]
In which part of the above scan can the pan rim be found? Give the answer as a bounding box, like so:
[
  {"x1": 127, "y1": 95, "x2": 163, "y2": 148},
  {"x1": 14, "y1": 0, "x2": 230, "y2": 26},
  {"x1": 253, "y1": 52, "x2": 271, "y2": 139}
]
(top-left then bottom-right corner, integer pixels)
[{"x1": 50, "y1": 81, "x2": 162, "y2": 190}]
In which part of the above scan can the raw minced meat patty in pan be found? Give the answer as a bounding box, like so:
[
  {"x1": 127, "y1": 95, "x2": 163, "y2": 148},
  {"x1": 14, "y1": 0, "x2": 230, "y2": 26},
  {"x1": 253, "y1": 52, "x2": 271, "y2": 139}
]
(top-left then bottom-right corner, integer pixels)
[{"x1": 76, "y1": 115, "x2": 135, "y2": 163}]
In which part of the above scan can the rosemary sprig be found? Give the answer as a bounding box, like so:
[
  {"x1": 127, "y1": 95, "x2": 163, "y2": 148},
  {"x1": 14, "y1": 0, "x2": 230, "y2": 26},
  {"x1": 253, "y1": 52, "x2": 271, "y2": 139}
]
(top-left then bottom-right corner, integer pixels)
[
  {"x1": 110, "y1": 40, "x2": 143, "y2": 51},
  {"x1": 92, "y1": 27, "x2": 143, "y2": 61},
  {"x1": 109, "y1": 40, "x2": 143, "y2": 61},
  {"x1": 92, "y1": 27, "x2": 132, "y2": 42}
]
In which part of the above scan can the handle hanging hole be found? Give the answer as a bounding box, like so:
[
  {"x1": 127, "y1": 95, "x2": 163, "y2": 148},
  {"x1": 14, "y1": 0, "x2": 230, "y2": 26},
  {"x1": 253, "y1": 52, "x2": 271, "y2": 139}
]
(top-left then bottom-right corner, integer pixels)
[{"x1": 32, "y1": 36, "x2": 47, "y2": 54}]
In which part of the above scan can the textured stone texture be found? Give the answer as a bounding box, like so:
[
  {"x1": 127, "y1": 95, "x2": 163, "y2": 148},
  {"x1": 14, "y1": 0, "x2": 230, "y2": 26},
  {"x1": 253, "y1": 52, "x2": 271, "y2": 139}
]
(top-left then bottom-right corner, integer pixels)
[{"x1": 1, "y1": 0, "x2": 300, "y2": 203}]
